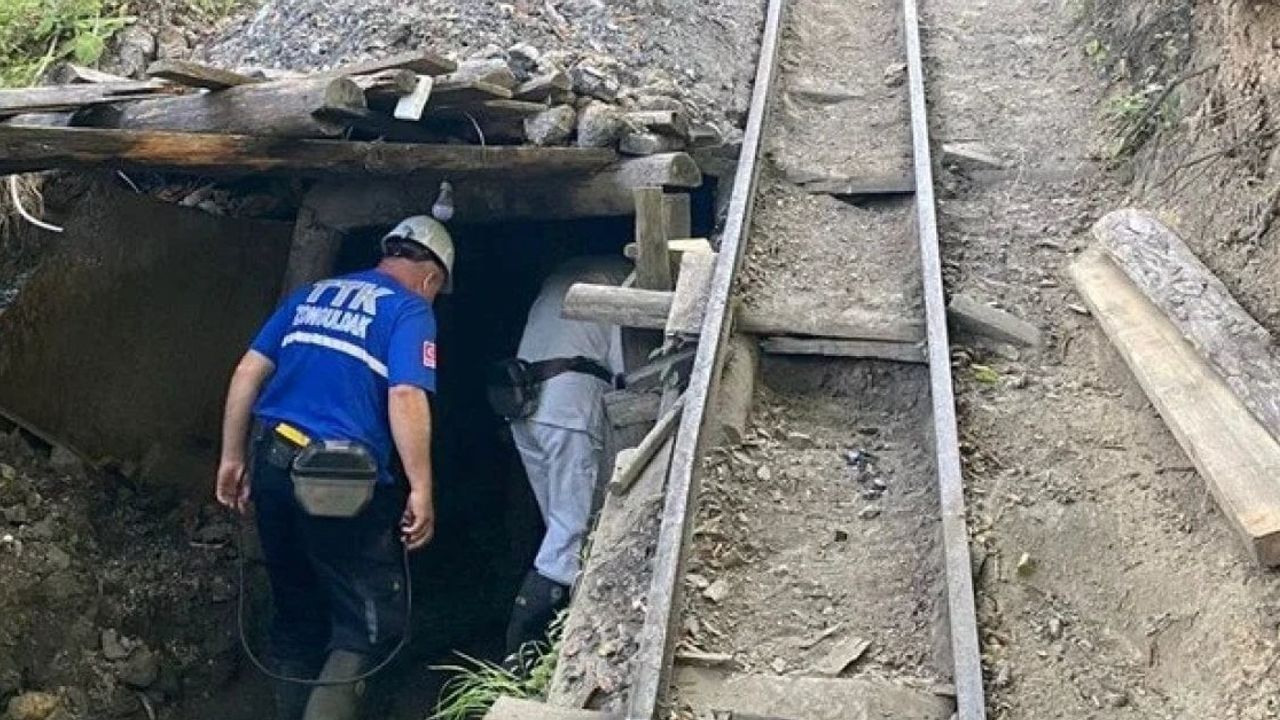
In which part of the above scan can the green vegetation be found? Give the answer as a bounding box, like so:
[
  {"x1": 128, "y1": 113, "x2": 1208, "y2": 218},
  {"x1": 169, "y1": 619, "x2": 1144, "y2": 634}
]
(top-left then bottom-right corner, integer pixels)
[
  {"x1": 1104, "y1": 82, "x2": 1179, "y2": 159},
  {"x1": 0, "y1": 0, "x2": 133, "y2": 86},
  {"x1": 430, "y1": 617, "x2": 564, "y2": 720},
  {"x1": 187, "y1": 0, "x2": 250, "y2": 22}
]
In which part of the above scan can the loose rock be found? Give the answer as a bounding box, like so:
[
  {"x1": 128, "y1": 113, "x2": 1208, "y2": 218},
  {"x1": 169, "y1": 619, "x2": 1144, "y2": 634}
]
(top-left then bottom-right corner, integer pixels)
[
  {"x1": 576, "y1": 101, "x2": 624, "y2": 148},
  {"x1": 5, "y1": 692, "x2": 61, "y2": 720},
  {"x1": 524, "y1": 105, "x2": 576, "y2": 146},
  {"x1": 570, "y1": 61, "x2": 621, "y2": 102},
  {"x1": 101, "y1": 629, "x2": 130, "y2": 661},
  {"x1": 120, "y1": 647, "x2": 160, "y2": 688},
  {"x1": 883, "y1": 61, "x2": 907, "y2": 87},
  {"x1": 703, "y1": 578, "x2": 731, "y2": 604}
]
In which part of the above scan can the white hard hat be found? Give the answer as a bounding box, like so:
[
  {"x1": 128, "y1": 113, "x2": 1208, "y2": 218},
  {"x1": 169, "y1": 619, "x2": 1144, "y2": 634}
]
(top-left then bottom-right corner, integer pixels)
[{"x1": 381, "y1": 215, "x2": 454, "y2": 293}]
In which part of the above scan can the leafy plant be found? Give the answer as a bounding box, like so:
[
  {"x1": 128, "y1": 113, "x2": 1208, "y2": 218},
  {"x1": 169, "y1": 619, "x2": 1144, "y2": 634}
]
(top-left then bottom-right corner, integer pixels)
[
  {"x1": 0, "y1": 0, "x2": 133, "y2": 86},
  {"x1": 429, "y1": 614, "x2": 565, "y2": 720},
  {"x1": 187, "y1": 0, "x2": 249, "y2": 22},
  {"x1": 971, "y1": 364, "x2": 1000, "y2": 385}
]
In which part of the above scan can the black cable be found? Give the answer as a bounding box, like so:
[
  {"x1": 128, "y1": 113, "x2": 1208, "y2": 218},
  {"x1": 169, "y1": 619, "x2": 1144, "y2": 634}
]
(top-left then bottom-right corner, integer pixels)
[{"x1": 234, "y1": 510, "x2": 413, "y2": 687}]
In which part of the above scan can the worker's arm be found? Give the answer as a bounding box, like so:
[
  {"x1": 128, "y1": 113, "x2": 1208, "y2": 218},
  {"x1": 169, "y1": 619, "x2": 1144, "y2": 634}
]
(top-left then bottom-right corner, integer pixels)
[
  {"x1": 216, "y1": 350, "x2": 275, "y2": 513},
  {"x1": 389, "y1": 384, "x2": 435, "y2": 550}
]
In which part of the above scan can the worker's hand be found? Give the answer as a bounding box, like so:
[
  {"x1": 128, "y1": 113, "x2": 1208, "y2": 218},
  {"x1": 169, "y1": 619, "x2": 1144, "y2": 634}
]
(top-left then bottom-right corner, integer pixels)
[
  {"x1": 215, "y1": 459, "x2": 251, "y2": 514},
  {"x1": 400, "y1": 489, "x2": 434, "y2": 551}
]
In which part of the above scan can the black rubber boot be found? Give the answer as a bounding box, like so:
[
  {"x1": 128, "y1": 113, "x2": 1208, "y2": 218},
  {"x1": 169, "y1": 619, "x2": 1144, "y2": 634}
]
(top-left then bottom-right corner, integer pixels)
[
  {"x1": 504, "y1": 570, "x2": 569, "y2": 672},
  {"x1": 302, "y1": 650, "x2": 367, "y2": 720},
  {"x1": 271, "y1": 657, "x2": 319, "y2": 720}
]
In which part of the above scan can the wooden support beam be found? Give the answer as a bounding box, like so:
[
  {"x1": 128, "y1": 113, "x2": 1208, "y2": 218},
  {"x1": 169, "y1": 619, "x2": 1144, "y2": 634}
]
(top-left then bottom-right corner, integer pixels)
[
  {"x1": 663, "y1": 193, "x2": 693, "y2": 239},
  {"x1": 760, "y1": 337, "x2": 927, "y2": 363},
  {"x1": 321, "y1": 49, "x2": 457, "y2": 78},
  {"x1": 626, "y1": 110, "x2": 691, "y2": 139},
  {"x1": 666, "y1": 252, "x2": 717, "y2": 337},
  {"x1": 1095, "y1": 208, "x2": 1280, "y2": 447},
  {"x1": 145, "y1": 60, "x2": 260, "y2": 90},
  {"x1": 623, "y1": 238, "x2": 712, "y2": 260},
  {"x1": 282, "y1": 194, "x2": 346, "y2": 295},
  {"x1": 427, "y1": 98, "x2": 546, "y2": 119},
  {"x1": 1071, "y1": 249, "x2": 1280, "y2": 566},
  {"x1": 430, "y1": 78, "x2": 515, "y2": 104},
  {"x1": 798, "y1": 174, "x2": 915, "y2": 197},
  {"x1": 611, "y1": 395, "x2": 685, "y2": 494},
  {"x1": 0, "y1": 125, "x2": 623, "y2": 179},
  {"x1": 634, "y1": 187, "x2": 674, "y2": 290},
  {"x1": 82, "y1": 76, "x2": 366, "y2": 138},
  {"x1": 561, "y1": 283, "x2": 924, "y2": 343},
  {"x1": 0, "y1": 80, "x2": 181, "y2": 115}
]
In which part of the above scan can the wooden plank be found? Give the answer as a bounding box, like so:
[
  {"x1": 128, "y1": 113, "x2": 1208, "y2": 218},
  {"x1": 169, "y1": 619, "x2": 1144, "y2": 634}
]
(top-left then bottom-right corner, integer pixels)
[
  {"x1": 623, "y1": 238, "x2": 711, "y2": 260},
  {"x1": 1095, "y1": 208, "x2": 1280, "y2": 448},
  {"x1": 947, "y1": 293, "x2": 1041, "y2": 347},
  {"x1": 709, "y1": 335, "x2": 758, "y2": 447},
  {"x1": 145, "y1": 60, "x2": 260, "y2": 90},
  {"x1": 85, "y1": 76, "x2": 367, "y2": 138},
  {"x1": 903, "y1": 1, "x2": 985, "y2": 718},
  {"x1": 428, "y1": 98, "x2": 547, "y2": 119},
  {"x1": 605, "y1": 389, "x2": 661, "y2": 429},
  {"x1": 633, "y1": 187, "x2": 674, "y2": 291},
  {"x1": 674, "y1": 668, "x2": 953, "y2": 720},
  {"x1": 0, "y1": 125, "x2": 621, "y2": 178},
  {"x1": 430, "y1": 78, "x2": 515, "y2": 104},
  {"x1": 52, "y1": 64, "x2": 129, "y2": 84},
  {"x1": 321, "y1": 49, "x2": 456, "y2": 78},
  {"x1": 666, "y1": 252, "x2": 717, "y2": 337},
  {"x1": 351, "y1": 69, "x2": 419, "y2": 105},
  {"x1": 625, "y1": 0, "x2": 787, "y2": 717},
  {"x1": 626, "y1": 110, "x2": 690, "y2": 139},
  {"x1": 484, "y1": 697, "x2": 607, "y2": 720},
  {"x1": 799, "y1": 173, "x2": 915, "y2": 197},
  {"x1": 393, "y1": 75, "x2": 433, "y2": 121},
  {"x1": 1071, "y1": 249, "x2": 1280, "y2": 565},
  {"x1": 0, "y1": 81, "x2": 180, "y2": 115},
  {"x1": 611, "y1": 395, "x2": 686, "y2": 494},
  {"x1": 562, "y1": 284, "x2": 924, "y2": 343},
  {"x1": 760, "y1": 336, "x2": 927, "y2": 363},
  {"x1": 620, "y1": 132, "x2": 686, "y2": 156}
]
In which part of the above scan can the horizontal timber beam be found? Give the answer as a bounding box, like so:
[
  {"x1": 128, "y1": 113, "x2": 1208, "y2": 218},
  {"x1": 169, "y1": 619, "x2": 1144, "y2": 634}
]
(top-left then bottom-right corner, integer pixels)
[{"x1": 0, "y1": 125, "x2": 628, "y2": 178}]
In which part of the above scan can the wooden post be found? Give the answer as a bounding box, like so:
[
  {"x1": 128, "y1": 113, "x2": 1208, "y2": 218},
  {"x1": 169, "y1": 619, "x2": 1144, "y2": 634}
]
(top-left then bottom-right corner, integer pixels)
[
  {"x1": 662, "y1": 193, "x2": 693, "y2": 239},
  {"x1": 281, "y1": 189, "x2": 345, "y2": 295},
  {"x1": 710, "y1": 335, "x2": 759, "y2": 447},
  {"x1": 633, "y1": 187, "x2": 673, "y2": 291}
]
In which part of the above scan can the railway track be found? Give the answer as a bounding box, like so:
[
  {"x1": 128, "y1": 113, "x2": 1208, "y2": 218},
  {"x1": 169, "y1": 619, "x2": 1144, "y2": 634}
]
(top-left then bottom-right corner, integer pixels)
[{"x1": 511, "y1": 0, "x2": 986, "y2": 718}]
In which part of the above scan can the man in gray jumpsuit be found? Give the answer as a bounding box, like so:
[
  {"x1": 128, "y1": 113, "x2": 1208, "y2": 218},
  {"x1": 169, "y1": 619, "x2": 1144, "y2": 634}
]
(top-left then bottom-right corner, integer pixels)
[{"x1": 505, "y1": 256, "x2": 627, "y2": 661}]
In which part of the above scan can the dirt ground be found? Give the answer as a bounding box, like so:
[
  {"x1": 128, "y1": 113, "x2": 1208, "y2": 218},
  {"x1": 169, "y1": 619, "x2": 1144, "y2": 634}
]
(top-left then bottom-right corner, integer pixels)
[{"x1": 927, "y1": 0, "x2": 1280, "y2": 718}]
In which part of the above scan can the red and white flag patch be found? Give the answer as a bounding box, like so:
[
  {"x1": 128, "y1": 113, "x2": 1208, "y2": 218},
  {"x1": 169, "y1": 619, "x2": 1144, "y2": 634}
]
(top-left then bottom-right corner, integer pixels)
[{"x1": 422, "y1": 341, "x2": 437, "y2": 369}]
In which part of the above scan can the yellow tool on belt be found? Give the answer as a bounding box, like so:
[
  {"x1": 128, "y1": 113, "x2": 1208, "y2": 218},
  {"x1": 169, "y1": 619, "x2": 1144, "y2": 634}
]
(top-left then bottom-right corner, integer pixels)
[{"x1": 274, "y1": 422, "x2": 311, "y2": 447}]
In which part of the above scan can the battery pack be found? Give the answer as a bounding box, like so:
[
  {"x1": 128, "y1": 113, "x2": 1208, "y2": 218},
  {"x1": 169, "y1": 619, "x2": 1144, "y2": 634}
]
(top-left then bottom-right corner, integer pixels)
[{"x1": 290, "y1": 441, "x2": 378, "y2": 518}]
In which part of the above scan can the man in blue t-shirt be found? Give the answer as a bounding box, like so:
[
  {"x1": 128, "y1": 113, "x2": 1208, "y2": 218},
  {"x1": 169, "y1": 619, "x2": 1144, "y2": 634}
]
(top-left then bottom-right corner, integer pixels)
[{"x1": 215, "y1": 215, "x2": 453, "y2": 720}]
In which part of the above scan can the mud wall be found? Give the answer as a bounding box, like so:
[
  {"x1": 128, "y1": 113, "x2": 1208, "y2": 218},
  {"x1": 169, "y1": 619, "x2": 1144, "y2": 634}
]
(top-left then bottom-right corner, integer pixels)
[
  {"x1": 0, "y1": 180, "x2": 291, "y2": 491},
  {"x1": 1087, "y1": 0, "x2": 1280, "y2": 333}
]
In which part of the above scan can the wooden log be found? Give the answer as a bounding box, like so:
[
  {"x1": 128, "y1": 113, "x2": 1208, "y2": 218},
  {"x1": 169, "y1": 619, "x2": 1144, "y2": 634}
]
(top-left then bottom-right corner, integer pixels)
[
  {"x1": 710, "y1": 335, "x2": 759, "y2": 447},
  {"x1": 605, "y1": 389, "x2": 661, "y2": 429},
  {"x1": 427, "y1": 98, "x2": 547, "y2": 119},
  {"x1": 1095, "y1": 208, "x2": 1280, "y2": 447},
  {"x1": 428, "y1": 78, "x2": 514, "y2": 105},
  {"x1": 947, "y1": 293, "x2": 1041, "y2": 347},
  {"x1": 611, "y1": 395, "x2": 685, "y2": 495},
  {"x1": 320, "y1": 49, "x2": 456, "y2": 78},
  {"x1": 514, "y1": 72, "x2": 572, "y2": 101},
  {"x1": 666, "y1": 251, "x2": 717, "y2": 337},
  {"x1": 561, "y1": 284, "x2": 924, "y2": 343},
  {"x1": 88, "y1": 76, "x2": 367, "y2": 138},
  {"x1": 1071, "y1": 249, "x2": 1280, "y2": 566},
  {"x1": 0, "y1": 125, "x2": 621, "y2": 178},
  {"x1": 634, "y1": 187, "x2": 674, "y2": 291},
  {"x1": 623, "y1": 347, "x2": 697, "y2": 391},
  {"x1": 3, "y1": 112, "x2": 73, "y2": 128},
  {"x1": 145, "y1": 60, "x2": 259, "y2": 90},
  {"x1": 314, "y1": 106, "x2": 443, "y2": 143},
  {"x1": 760, "y1": 337, "x2": 926, "y2": 363},
  {"x1": 663, "y1": 193, "x2": 693, "y2": 239},
  {"x1": 282, "y1": 196, "x2": 345, "y2": 295},
  {"x1": 0, "y1": 80, "x2": 181, "y2": 115}
]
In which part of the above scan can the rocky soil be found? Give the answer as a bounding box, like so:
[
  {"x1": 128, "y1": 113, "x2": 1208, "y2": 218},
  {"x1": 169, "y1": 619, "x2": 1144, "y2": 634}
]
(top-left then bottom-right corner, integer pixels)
[{"x1": 0, "y1": 426, "x2": 244, "y2": 720}]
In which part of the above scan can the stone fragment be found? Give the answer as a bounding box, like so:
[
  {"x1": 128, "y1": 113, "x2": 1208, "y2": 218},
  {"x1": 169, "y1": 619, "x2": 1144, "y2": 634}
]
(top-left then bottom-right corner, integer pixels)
[
  {"x1": 101, "y1": 629, "x2": 130, "y2": 661},
  {"x1": 524, "y1": 105, "x2": 576, "y2": 146},
  {"x1": 120, "y1": 647, "x2": 159, "y2": 688},
  {"x1": 6, "y1": 692, "x2": 61, "y2": 720},
  {"x1": 570, "y1": 62, "x2": 620, "y2": 102},
  {"x1": 451, "y1": 58, "x2": 517, "y2": 89},
  {"x1": 576, "y1": 101, "x2": 623, "y2": 148},
  {"x1": 858, "y1": 506, "x2": 881, "y2": 520},
  {"x1": 619, "y1": 131, "x2": 685, "y2": 156},
  {"x1": 506, "y1": 42, "x2": 541, "y2": 79},
  {"x1": 883, "y1": 61, "x2": 907, "y2": 87},
  {"x1": 103, "y1": 26, "x2": 156, "y2": 78},
  {"x1": 702, "y1": 578, "x2": 731, "y2": 604}
]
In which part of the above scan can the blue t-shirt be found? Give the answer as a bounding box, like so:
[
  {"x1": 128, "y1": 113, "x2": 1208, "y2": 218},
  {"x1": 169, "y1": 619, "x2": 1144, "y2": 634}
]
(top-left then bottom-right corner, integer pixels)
[{"x1": 250, "y1": 269, "x2": 437, "y2": 484}]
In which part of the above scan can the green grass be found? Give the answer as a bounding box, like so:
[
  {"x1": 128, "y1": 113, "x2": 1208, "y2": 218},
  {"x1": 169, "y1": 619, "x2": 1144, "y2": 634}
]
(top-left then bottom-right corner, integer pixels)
[
  {"x1": 429, "y1": 615, "x2": 564, "y2": 720},
  {"x1": 0, "y1": 0, "x2": 133, "y2": 86}
]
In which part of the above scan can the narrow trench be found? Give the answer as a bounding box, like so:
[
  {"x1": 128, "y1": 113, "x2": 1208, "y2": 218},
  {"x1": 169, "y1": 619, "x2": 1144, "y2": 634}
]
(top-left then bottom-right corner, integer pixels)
[{"x1": 174, "y1": 181, "x2": 721, "y2": 720}]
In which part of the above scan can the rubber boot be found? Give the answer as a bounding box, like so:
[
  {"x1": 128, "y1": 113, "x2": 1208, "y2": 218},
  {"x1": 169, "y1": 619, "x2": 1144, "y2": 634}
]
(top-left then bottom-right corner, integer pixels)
[
  {"x1": 302, "y1": 650, "x2": 367, "y2": 720},
  {"x1": 271, "y1": 657, "x2": 319, "y2": 720},
  {"x1": 504, "y1": 570, "x2": 569, "y2": 673}
]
